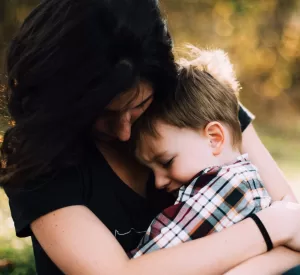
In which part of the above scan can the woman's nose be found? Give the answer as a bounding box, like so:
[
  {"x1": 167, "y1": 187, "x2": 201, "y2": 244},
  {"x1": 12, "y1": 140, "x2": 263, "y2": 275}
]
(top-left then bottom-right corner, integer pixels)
[{"x1": 117, "y1": 111, "x2": 132, "y2": 141}]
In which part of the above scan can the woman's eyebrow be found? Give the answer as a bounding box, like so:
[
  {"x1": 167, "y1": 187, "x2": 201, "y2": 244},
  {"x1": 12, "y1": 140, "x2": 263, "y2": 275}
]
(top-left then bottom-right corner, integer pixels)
[{"x1": 105, "y1": 94, "x2": 153, "y2": 113}]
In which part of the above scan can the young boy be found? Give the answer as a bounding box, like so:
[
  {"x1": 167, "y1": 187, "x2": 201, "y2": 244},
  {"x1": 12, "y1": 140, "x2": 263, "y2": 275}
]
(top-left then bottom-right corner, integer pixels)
[{"x1": 129, "y1": 47, "x2": 272, "y2": 258}]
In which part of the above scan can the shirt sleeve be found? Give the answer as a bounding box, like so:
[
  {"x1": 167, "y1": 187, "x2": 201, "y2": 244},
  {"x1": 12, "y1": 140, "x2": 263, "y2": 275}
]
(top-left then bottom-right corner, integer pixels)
[
  {"x1": 238, "y1": 103, "x2": 255, "y2": 132},
  {"x1": 3, "y1": 166, "x2": 85, "y2": 237}
]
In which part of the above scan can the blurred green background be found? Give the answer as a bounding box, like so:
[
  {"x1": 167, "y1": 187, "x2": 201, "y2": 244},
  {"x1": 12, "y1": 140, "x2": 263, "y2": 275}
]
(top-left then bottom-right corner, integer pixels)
[{"x1": 0, "y1": 0, "x2": 299, "y2": 274}]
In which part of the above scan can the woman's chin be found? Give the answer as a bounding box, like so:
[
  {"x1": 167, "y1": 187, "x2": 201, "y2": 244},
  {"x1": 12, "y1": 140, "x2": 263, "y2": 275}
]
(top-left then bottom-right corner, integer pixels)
[{"x1": 93, "y1": 131, "x2": 116, "y2": 142}]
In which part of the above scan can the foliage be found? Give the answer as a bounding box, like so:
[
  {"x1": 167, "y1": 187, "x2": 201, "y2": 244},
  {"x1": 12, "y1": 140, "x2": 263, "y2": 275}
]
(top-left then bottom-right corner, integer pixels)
[
  {"x1": 0, "y1": 189, "x2": 34, "y2": 274},
  {"x1": 161, "y1": 0, "x2": 300, "y2": 127},
  {"x1": 1, "y1": 0, "x2": 300, "y2": 125},
  {"x1": 0, "y1": 246, "x2": 35, "y2": 275}
]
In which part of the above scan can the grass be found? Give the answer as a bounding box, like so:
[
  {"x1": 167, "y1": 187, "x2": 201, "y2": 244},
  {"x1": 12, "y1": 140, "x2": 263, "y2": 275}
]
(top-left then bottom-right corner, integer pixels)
[
  {"x1": 0, "y1": 247, "x2": 35, "y2": 275},
  {"x1": 0, "y1": 187, "x2": 35, "y2": 275}
]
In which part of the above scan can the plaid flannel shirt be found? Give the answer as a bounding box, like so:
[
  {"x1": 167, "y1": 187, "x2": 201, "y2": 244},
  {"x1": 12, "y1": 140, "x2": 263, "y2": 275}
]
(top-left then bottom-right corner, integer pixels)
[{"x1": 129, "y1": 154, "x2": 271, "y2": 258}]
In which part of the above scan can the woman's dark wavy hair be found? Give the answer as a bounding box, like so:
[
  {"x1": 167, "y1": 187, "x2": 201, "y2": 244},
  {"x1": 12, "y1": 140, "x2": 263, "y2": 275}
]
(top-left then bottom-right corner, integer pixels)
[{"x1": 0, "y1": 0, "x2": 177, "y2": 186}]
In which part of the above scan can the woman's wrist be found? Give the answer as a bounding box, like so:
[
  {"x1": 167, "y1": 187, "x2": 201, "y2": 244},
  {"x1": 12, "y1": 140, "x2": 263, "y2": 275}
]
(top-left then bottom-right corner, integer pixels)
[
  {"x1": 256, "y1": 204, "x2": 293, "y2": 248},
  {"x1": 249, "y1": 213, "x2": 273, "y2": 251}
]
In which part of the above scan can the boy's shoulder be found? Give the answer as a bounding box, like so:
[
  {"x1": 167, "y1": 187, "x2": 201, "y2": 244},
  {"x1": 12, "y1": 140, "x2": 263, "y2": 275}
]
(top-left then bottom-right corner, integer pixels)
[
  {"x1": 179, "y1": 154, "x2": 262, "y2": 202},
  {"x1": 219, "y1": 154, "x2": 259, "y2": 176},
  {"x1": 197, "y1": 154, "x2": 262, "y2": 190},
  {"x1": 215, "y1": 154, "x2": 263, "y2": 189}
]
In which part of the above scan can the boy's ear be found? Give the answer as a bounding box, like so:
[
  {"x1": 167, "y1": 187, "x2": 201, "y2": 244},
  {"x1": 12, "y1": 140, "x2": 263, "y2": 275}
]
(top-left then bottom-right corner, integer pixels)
[{"x1": 204, "y1": 122, "x2": 225, "y2": 156}]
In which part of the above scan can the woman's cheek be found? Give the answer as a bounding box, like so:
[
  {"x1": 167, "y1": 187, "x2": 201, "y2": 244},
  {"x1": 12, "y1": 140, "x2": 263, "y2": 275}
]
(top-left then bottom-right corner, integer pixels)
[
  {"x1": 131, "y1": 109, "x2": 145, "y2": 122},
  {"x1": 95, "y1": 118, "x2": 108, "y2": 134}
]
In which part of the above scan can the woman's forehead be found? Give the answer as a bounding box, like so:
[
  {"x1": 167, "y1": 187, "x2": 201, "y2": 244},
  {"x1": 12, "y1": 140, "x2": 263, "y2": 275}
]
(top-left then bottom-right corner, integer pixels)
[{"x1": 107, "y1": 82, "x2": 153, "y2": 111}]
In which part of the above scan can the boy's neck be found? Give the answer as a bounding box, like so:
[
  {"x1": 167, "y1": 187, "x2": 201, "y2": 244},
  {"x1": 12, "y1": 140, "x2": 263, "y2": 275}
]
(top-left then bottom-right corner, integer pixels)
[{"x1": 216, "y1": 146, "x2": 242, "y2": 167}]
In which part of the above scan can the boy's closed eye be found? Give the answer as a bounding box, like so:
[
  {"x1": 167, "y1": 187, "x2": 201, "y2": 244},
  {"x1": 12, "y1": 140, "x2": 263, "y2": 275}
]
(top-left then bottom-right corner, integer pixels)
[{"x1": 159, "y1": 157, "x2": 175, "y2": 169}]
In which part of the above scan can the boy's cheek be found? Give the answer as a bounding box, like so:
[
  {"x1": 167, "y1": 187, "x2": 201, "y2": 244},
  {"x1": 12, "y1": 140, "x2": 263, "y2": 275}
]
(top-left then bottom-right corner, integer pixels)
[{"x1": 170, "y1": 165, "x2": 195, "y2": 183}]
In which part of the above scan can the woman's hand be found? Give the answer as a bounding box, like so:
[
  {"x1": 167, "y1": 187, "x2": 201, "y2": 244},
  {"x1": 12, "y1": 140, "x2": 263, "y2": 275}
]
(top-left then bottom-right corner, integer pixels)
[
  {"x1": 277, "y1": 202, "x2": 300, "y2": 251},
  {"x1": 257, "y1": 200, "x2": 300, "y2": 251},
  {"x1": 269, "y1": 196, "x2": 300, "y2": 250},
  {"x1": 225, "y1": 199, "x2": 300, "y2": 275}
]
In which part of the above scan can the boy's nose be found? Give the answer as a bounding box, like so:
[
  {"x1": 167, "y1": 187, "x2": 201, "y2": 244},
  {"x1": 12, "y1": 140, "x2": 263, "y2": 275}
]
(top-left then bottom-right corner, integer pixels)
[{"x1": 155, "y1": 175, "x2": 170, "y2": 190}]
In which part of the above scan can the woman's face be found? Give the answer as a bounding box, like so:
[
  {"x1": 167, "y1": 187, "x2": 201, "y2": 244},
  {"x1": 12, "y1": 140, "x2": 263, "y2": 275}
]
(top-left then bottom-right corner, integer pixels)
[{"x1": 94, "y1": 82, "x2": 153, "y2": 141}]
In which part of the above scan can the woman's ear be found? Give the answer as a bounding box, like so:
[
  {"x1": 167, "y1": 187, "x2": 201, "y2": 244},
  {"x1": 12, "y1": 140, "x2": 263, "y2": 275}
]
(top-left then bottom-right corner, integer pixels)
[{"x1": 204, "y1": 122, "x2": 225, "y2": 156}]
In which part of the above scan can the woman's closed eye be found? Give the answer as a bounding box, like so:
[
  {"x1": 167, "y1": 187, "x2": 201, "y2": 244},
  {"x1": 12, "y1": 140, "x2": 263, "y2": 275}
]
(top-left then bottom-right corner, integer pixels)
[
  {"x1": 131, "y1": 95, "x2": 153, "y2": 110},
  {"x1": 133, "y1": 101, "x2": 146, "y2": 110}
]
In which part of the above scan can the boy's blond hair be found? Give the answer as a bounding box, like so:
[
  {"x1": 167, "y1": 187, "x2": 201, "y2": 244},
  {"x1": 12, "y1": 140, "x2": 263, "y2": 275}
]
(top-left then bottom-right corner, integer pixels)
[{"x1": 134, "y1": 46, "x2": 242, "y2": 149}]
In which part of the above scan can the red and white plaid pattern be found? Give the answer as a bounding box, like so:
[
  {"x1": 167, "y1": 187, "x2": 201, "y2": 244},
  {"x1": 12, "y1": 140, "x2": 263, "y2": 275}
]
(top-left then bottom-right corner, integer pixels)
[{"x1": 129, "y1": 154, "x2": 271, "y2": 258}]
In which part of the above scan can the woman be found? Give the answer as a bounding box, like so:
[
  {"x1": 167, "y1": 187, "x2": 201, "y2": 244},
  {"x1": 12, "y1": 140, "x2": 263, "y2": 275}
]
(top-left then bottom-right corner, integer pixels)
[{"x1": 1, "y1": 0, "x2": 300, "y2": 274}]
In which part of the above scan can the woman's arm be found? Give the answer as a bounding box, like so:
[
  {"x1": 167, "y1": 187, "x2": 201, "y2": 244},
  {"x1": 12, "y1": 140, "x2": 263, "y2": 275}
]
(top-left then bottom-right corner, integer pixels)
[
  {"x1": 225, "y1": 193, "x2": 300, "y2": 275},
  {"x1": 225, "y1": 247, "x2": 300, "y2": 275},
  {"x1": 242, "y1": 124, "x2": 297, "y2": 202},
  {"x1": 31, "y1": 202, "x2": 300, "y2": 275}
]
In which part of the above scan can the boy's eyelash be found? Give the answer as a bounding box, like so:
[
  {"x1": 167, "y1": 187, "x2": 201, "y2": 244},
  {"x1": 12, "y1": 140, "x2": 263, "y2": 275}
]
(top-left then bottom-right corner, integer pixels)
[{"x1": 162, "y1": 158, "x2": 174, "y2": 168}]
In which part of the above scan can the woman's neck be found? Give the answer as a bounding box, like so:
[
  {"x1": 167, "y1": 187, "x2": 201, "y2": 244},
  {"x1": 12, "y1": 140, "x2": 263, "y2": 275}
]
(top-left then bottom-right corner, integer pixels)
[{"x1": 96, "y1": 140, "x2": 150, "y2": 197}]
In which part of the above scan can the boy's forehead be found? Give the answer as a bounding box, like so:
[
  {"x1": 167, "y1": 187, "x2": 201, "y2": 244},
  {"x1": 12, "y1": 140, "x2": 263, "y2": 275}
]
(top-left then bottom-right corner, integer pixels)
[
  {"x1": 135, "y1": 120, "x2": 172, "y2": 162},
  {"x1": 136, "y1": 134, "x2": 161, "y2": 162}
]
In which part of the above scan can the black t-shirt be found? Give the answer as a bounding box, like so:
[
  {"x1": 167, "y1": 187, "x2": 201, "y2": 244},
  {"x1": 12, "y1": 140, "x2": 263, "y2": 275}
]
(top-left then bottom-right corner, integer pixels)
[{"x1": 4, "y1": 105, "x2": 254, "y2": 275}]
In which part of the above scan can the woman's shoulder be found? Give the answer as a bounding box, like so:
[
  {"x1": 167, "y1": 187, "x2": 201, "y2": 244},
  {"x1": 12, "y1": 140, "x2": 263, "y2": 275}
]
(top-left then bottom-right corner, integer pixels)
[
  {"x1": 3, "y1": 164, "x2": 85, "y2": 237},
  {"x1": 3, "y1": 164, "x2": 81, "y2": 194},
  {"x1": 3, "y1": 143, "x2": 106, "y2": 238}
]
